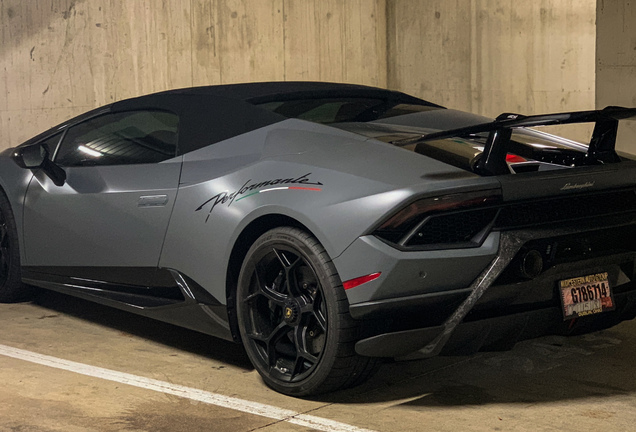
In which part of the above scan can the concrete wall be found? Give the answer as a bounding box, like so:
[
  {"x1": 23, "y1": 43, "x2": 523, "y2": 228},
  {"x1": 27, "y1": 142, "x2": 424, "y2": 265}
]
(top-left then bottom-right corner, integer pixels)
[
  {"x1": 387, "y1": 0, "x2": 596, "y2": 140},
  {"x1": 1, "y1": 0, "x2": 596, "y2": 150},
  {"x1": 596, "y1": 0, "x2": 636, "y2": 154},
  {"x1": 0, "y1": 0, "x2": 387, "y2": 149}
]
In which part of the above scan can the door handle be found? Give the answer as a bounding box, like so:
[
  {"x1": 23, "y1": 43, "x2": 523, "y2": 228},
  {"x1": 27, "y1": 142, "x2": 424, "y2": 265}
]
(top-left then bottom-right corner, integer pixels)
[{"x1": 138, "y1": 195, "x2": 169, "y2": 208}]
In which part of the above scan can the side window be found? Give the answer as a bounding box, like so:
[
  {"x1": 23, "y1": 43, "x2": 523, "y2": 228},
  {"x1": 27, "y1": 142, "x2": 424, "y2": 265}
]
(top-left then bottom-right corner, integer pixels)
[{"x1": 54, "y1": 111, "x2": 179, "y2": 167}]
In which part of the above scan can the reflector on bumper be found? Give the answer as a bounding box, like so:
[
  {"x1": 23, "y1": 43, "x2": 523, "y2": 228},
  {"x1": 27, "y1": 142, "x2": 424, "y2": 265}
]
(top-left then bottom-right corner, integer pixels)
[{"x1": 343, "y1": 272, "x2": 381, "y2": 290}]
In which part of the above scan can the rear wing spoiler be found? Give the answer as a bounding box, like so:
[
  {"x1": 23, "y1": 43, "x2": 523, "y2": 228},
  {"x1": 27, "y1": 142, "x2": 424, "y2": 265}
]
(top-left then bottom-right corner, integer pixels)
[{"x1": 392, "y1": 106, "x2": 636, "y2": 175}]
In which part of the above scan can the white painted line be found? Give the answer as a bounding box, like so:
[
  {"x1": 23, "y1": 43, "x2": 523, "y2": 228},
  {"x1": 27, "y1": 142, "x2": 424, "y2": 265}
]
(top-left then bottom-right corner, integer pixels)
[{"x1": 0, "y1": 344, "x2": 376, "y2": 432}]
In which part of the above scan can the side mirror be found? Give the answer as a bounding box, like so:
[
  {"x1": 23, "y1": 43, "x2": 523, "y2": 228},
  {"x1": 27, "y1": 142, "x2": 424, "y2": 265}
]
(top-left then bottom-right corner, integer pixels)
[
  {"x1": 12, "y1": 143, "x2": 49, "y2": 169},
  {"x1": 12, "y1": 142, "x2": 66, "y2": 187}
]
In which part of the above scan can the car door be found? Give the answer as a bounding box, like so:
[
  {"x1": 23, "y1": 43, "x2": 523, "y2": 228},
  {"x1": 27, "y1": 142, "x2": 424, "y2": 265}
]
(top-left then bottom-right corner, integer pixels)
[{"x1": 22, "y1": 109, "x2": 181, "y2": 284}]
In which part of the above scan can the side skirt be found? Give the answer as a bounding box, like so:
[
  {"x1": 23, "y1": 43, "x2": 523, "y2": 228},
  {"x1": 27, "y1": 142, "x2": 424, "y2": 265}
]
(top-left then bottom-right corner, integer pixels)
[{"x1": 21, "y1": 267, "x2": 233, "y2": 341}]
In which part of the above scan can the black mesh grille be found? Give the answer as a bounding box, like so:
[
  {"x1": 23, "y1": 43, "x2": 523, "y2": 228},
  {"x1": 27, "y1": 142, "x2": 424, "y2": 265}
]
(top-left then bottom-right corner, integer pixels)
[
  {"x1": 495, "y1": 189, "x2": 636, "y2": 229},
  {"x1": 406, "y1": 209, "x2": 498, "y2": 246}
]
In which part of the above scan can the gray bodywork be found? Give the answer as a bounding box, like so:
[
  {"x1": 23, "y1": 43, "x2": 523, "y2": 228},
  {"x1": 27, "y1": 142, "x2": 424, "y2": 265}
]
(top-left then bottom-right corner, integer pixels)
[{"x1": 2, "y1": 82, "x2": 635, "y2": 360}]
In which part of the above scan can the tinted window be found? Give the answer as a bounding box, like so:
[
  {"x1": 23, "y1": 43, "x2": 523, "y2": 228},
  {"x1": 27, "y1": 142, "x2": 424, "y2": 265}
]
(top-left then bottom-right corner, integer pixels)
[
  {"x1": 55, "y1": 111, "x2": 178, "y2": 167},
  {"x1": 257, "y1": 99, "x2": 439, "y2": 124}
]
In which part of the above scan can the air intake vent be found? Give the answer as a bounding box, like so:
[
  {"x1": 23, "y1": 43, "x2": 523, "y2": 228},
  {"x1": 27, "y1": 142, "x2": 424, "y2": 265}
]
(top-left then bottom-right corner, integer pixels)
[{"x1": 406, "y1": 208, "x2": 498, "y2": 247}]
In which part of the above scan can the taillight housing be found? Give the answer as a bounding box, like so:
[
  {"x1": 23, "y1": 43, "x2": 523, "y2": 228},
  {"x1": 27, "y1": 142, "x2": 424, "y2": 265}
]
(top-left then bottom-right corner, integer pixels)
[{"x1": 373, "y1": 190, "x2": 501, "y2": 250}]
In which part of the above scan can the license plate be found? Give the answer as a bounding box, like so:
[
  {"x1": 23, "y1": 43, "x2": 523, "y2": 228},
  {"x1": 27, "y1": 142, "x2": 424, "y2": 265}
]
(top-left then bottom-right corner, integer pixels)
[{"x1": 559, "y1": 272, "x2": 615, "y2": 320}]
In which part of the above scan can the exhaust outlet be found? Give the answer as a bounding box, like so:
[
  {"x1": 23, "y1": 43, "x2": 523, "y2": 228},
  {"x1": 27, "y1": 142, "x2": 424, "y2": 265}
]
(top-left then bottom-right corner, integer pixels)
[{"x1": 516, "y1": 249, "x2": 544, "y2": 279}]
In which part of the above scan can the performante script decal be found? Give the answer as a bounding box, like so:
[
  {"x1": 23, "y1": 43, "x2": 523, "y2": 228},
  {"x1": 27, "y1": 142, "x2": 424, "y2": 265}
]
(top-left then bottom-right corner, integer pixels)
[{"x1": 196, "y1": 173, "x2": 323, "y2": 222}]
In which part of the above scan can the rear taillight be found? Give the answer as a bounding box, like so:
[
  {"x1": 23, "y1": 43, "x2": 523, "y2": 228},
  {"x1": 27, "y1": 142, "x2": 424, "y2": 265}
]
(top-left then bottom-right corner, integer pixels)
[{"x1": 374, "y1": 190, "x2": 501, "y2": 249}]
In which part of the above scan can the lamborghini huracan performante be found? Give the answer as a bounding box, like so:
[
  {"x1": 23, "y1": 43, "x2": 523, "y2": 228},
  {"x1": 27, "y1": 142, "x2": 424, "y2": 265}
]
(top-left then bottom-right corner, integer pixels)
[{"x1": 1, "y1": 82, "x2": 635, "y2": 396}]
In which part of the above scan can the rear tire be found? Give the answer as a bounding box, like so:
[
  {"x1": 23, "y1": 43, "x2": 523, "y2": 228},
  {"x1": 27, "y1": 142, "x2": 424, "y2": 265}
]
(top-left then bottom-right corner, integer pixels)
[
  {"x1": 0, "y1": 189, "x2": 32, "y2": 303},
  {"x1": 236, "y1": 227, "x2": 379, "y2": 396}
]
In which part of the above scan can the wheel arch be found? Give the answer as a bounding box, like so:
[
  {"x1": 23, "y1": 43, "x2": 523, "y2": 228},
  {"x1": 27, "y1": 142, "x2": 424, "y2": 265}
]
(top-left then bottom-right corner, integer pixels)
[
  {"x1": 0, "y1": 157, "x2": 36, "y2": 266},
  {"x1": 0, "y1": 175, "x2": 26, "y2": 266}
]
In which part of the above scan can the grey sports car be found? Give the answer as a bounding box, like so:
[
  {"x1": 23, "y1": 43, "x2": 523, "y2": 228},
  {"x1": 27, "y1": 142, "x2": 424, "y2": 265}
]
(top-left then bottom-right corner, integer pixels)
[{"x1": 1, "y1": 82, "x2": 635, "y2": 396}]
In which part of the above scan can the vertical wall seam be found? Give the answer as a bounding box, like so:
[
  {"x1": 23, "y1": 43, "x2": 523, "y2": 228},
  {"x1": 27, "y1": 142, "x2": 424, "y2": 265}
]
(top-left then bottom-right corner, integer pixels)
[
  {"x1": 190, "y1": 0, "x2": 194, "y2": 86},
  {"x1": 384, "y1": 0, "x2": 391, "y2": 89},
  {"x1": 282, "y1": 0, "x2": 287, "y2": 81}
]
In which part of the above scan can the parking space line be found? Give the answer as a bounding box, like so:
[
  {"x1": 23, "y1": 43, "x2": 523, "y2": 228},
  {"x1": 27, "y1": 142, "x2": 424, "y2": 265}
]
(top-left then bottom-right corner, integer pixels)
[{"x1": 0, "y1": 344, "x2": 375, "y2": 432}]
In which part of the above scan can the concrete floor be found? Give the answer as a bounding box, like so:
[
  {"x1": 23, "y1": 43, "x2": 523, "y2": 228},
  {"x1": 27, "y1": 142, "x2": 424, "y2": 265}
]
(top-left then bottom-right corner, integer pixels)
[{"x1": 1, "y1": 289, "x2": 635, "y2": 432}]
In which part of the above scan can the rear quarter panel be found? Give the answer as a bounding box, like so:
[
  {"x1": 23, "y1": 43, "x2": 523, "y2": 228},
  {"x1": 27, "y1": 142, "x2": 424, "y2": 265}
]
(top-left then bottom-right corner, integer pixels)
[{"x1": 159, "y1": 119, "x2": 500, "y2": 303}]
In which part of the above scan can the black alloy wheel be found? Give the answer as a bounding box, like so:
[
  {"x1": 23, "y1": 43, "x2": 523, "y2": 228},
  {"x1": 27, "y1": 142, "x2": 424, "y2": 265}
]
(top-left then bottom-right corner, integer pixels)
[
  {"x1": 241, "y1": 243, "x2": 327, "y2": 383},
  {"x1": 236, "y1": 227, "x2": 379, "y2": 396}
]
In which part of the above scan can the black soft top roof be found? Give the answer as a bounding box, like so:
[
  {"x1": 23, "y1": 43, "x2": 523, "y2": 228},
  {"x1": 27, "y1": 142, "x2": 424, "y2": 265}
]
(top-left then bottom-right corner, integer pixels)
[
  {"x1": 18, "y1": 82, "x2": 440, "y2": 155},
  {"x1": 126, "y1": 82, "x2": 443, "y2": 154},
  {"x1": 156, "y1": 81, "x2": 440, "y2": 106}
]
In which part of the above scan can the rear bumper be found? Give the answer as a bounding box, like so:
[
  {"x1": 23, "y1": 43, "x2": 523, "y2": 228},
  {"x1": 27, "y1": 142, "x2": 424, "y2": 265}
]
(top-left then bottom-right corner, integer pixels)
[
  {"x1": 334, "y1": 233, "x2": 500, "y2": 307},
  {"x1": 355, "y1": 288, "x2": 636, "y2": 359},
  {"x1": 342, "y1": 214, "x2": 636, "y2": 358}
]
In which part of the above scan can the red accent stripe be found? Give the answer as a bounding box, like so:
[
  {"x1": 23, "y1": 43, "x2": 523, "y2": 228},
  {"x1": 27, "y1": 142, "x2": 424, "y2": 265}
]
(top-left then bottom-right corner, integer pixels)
[
  {"x1": 288, "y1": 187, "x2": 322, "y2": 191},
  {"x1": 342, "y1": 272, "x2": 382, "y2": 290}
]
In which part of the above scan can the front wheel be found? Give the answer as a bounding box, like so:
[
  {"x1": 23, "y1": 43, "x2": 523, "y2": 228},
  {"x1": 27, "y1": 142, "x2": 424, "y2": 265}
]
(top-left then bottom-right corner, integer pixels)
[
  {"x1": 236, "y1": 227, "x2": 378, "y2": 396},
  {"x1": 0, "y1": 189, "x2": 33, "y2": 303}
]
